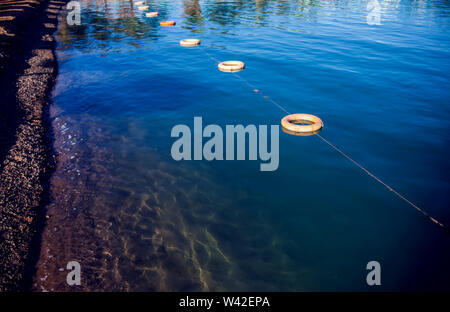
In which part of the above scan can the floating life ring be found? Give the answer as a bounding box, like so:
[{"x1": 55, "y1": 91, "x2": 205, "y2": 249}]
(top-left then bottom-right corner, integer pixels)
[
  {"x1": 134, "y1": 1, "x2": 145, "y2": 5},
  {"x1": 180, "y1": 39, "x2": 201, "y2": 47},
  {"x1": 146, "y1": 12, "x2": 158, "y2": 17},
  {"x1": 218, "y1": 61, "x2": 245, "y2": 72},
  {"x1": 281, "y1": 114, "x2": 323, "y2": 134},
  {"x1": 160, "y1": 20, "x2": 176, "y2": 26},
  {"x1": 138, "y1": 5, "x2": 149, "y2": 11},
  {"x1": 281, "y1": 127, "x2": 321, "y2": 137}
]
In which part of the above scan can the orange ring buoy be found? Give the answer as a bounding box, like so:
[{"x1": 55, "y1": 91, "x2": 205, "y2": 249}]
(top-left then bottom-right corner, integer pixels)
[
  {"x1": 281, "y1": 114, "x2": 323, "y2": 134},
  {"x1": 180, "y1": 39, "x2": 200, "y2": 47},
  {"x1": 218, "y1": 61, "x2": 245, "y2": 72},
  {"x1": 160, "y1": 21, "x2": 176, "y2": 26}
]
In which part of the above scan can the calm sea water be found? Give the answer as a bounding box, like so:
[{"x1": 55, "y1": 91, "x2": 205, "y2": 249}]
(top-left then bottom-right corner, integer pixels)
[{"x1": 34, "y1": 0, "x2": 450, "y2": 291}]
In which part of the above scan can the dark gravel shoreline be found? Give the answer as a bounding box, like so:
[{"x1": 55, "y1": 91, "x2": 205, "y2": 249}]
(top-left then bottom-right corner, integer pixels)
[{"x1": 0, "y1": 0, "x2": 67, "y2": 291}]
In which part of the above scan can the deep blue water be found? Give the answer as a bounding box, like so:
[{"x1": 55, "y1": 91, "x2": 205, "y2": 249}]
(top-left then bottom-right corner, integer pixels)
[{"x1": 35, "y1": 0, "x2": 450, "y2": 291}]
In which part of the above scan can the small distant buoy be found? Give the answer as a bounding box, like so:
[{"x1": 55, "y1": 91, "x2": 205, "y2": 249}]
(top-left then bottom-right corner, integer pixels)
[
  {"x1": 160, "y1": 21, "x2": 176, "y2": 26},
  {"x1": 146, "y1": 12, "x2": 158, "y2": 17},
  {"x1": 218, "y1": 61, "x2": 245, "y2": 72},
  {"x1": 138, "y1": 5, "x2": 149, "y2": 11},
  {"x1": 134, "y1": 1, "x2": 145, "y2": 5},
  {"x1": 281, "y1": 114, "x2": 323, "y2": 134},
  {"x1": 180, "y1": 39, "x2": 200, "y2": 47}
]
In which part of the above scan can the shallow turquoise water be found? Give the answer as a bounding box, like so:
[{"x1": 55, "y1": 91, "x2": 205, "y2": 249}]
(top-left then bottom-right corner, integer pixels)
[{"x1": 38, "y1": 0, "x2": 450, "y2": 291}]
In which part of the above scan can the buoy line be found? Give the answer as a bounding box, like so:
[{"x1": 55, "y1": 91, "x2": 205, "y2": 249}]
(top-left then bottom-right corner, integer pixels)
[
  {"x1": 195, "y1": 45, "x2": 449, "y2": 233},
  {"x1": 180, "y1": 39, "x2": 200, "y2": 47},
  {"x1": 315, "y1": 134, "x2": 449, "y2": 233}
]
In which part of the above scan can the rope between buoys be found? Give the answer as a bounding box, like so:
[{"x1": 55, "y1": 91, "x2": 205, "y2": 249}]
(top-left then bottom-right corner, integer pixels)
[
  {"x1": 196, "y1": 45, "x2": 449, "y2": 233},
  {"x1": 315, "y1": 134, "x2": 448, "y2": 233}
]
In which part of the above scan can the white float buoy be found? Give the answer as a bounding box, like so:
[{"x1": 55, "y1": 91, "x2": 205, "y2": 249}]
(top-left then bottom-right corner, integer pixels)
[
  {"x1": 138, "y1": 5, "x2": 149, "y2": 11},
  {"x1": 281, "y1": 114, "x2": 323, "y2": 134},
  {"x1": 146, "y1": 12, "x2": 158, "y2": 17},
  {"x1": 218, "y1": 61, "x2": 245, "y2": 72},
  {"x1": 134, "y1": 1, "x2": 145, "y2": 5},
  {"x1": 180, "y1": 39, "x2": 201, "y2": 47}
]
